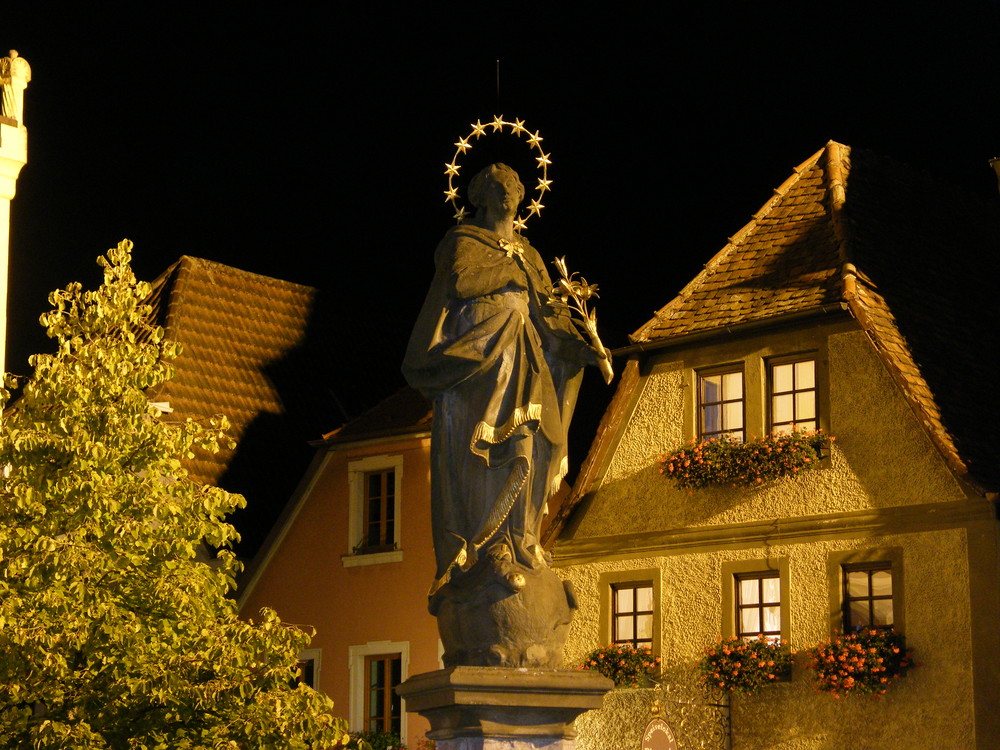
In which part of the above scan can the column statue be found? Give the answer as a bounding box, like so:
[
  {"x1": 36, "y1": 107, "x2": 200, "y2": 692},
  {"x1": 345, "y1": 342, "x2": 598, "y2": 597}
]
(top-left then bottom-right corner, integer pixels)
[
  {"x1": 1, "y1": 50, "x2": 31, "y2": 125},
  {"x1": 403, "y1": 162, "x2": 612, "y2": 668}
]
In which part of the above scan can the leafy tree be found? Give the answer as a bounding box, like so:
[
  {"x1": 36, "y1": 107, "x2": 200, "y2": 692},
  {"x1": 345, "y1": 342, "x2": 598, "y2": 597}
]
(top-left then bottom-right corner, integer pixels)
[{"x1": 0, "y1": 241, "x2": 350, "y2": 748}]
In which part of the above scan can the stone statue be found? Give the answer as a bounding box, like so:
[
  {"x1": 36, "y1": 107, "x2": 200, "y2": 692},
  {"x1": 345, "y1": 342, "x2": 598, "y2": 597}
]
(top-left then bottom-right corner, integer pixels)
[
  {"x1": 1, "y1": 50, "x2": 31, "y2": 124},
  {"x1": 403, "y1": 163, "x2": 612, "y2": 668}
]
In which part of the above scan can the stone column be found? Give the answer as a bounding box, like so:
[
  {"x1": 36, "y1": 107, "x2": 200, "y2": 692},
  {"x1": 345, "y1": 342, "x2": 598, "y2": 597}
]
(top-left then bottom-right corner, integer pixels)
[
  {"x1": 397, "y1": 666, "x2": 613, "y2": 750},
  {"x1": 0, "y1": 119, "x2": 28, "y2": 377}
]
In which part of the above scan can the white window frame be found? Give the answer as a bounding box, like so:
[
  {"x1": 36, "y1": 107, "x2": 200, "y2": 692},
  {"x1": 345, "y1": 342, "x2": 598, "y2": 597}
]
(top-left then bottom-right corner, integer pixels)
[
  {"x1": 348, "y1": 640, "x2": 410, "y2": 737},
  {"x1": 343, "y1": 454, "x2": 404, "y2": 567},
  {"x1": 297, "y1": 647, "x2": 322, "y2": 689}
]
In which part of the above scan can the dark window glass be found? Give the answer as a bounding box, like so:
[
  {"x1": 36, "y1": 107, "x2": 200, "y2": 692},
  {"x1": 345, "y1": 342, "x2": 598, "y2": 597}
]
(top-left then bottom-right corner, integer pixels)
[
  {"x1": 365, "y1": 653, "x2": 402, "y2": 734},
  {"x1": 359, "y1": 469, "x2": 396, "y2": 552},
  {"x1": 842, "y1": 563, "x2": 893, "y2": 631}
]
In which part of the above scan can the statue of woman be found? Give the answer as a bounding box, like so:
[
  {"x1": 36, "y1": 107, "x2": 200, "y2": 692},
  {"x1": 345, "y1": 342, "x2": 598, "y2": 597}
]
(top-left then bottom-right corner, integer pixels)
[{"x1": 404, "y1": 163, "x2": 611, "y2": 666}]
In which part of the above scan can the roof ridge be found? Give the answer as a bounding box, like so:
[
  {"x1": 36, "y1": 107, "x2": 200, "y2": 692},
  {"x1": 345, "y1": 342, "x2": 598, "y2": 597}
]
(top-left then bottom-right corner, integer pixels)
[{"x1": 630, "y1": 145, "x2": 828, "y2": 343}]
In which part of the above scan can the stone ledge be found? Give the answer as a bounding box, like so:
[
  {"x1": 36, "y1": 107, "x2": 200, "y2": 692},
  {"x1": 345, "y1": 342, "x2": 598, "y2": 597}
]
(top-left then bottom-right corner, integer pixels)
[{"x1": 398, "y1": 666, "x2": 613, "y2": 743}]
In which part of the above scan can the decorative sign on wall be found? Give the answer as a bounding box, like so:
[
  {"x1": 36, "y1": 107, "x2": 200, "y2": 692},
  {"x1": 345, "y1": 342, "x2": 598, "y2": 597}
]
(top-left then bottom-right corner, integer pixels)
[{"x1": 641, "y1": 717, "x2": 678, "y2": 750}]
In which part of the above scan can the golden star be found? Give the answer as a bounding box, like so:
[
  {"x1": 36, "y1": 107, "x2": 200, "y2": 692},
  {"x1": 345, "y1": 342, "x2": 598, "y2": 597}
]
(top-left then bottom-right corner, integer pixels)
[
  {"x1": 513, "y1": 215, "x2": 528, "y2": 232},
  {"x1": 512, "y1": 118, "x2": 526, "y2": 134},
  {"x1": 443, "y1": 187, "x2": 459, "y2": 201},
  {"x1": 454, "y1": 137, "x2": 472, "y2": 154},
  {"x1": 491, "y1": 115, "x2": 506, "y2": 132},
  {"x1": 527, "y1": 130, "x2": 544, "y2": 147},
  {"x1": 537, "y1": 178, "x2": 553, "y2": 193},
  {"x1": 444, "y1": 162, "x2": 461, "y2": 176},
  {"x1": 527, "y1": 198, "x2": 545, "y2": 216},
  {"x1": 454, "y1": 206, "x2": 469, "y2": 222},
  {"x1": 535, "y1": 152, "x2": 552, "y2": 167},
  {"x1": 470, "y1": 120, "x2": 487, "y2": 137}
]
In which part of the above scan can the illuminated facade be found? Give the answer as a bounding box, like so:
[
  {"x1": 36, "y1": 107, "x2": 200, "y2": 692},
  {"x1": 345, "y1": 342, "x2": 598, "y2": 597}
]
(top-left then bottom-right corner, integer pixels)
[{"x1": 551, "y1": 142, "x2": 1000, "y2": 749}]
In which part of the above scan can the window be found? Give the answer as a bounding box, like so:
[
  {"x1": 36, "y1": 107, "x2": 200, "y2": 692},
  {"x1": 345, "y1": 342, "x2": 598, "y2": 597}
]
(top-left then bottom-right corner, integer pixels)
[
  {"x1": 611, "y1": 582, "x2": 654, "y2": 648},
  {"x1": 827, "y1": 549, "x2": 904, "y2": 636},
  {"x1": 364, "y1": 653, "x2": 402, "y2": 734},
  {"x1": 769, "y1": 359, "x2": 816, "y2": 433},
  {"x1": 735, "y1": 572, "x2": 782, "y2": 643},
  {"x1": 722, "y1": 559, "x2": 789, "y2": 643},
  {"x1": 698, "y1": 368, "x2": 744, "y2": 441},
  {"x1": 349, "y1": 640, "x2": 409, "y2": 738},
  {"x1": 361, "y1": 469, "x2": 395, "y2": 552},
  {"x1": 294, "y1": 648, "x2": 321, "y2": 689},
  {"x1": 344, "y1": 455, "x2": 404, "y2": 567},
  {"x1": 842, "y1": 562, "x2": 893, "y2": 631},
  {"x1": 598, "y1": 569, "x2": 660, "y2": 654}
]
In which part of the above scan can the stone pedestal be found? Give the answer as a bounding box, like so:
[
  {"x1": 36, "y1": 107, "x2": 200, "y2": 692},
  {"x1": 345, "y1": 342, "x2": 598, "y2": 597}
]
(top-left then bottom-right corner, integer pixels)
[{"x1": 397, "y1": 666, "x2": 613, "y2": 750}]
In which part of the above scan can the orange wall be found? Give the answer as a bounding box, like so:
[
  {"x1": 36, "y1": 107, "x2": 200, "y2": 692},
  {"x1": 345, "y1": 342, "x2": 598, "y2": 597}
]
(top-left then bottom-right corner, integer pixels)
[{"x1": 239, "y1": 436, "x2": 439, "y2": 747}]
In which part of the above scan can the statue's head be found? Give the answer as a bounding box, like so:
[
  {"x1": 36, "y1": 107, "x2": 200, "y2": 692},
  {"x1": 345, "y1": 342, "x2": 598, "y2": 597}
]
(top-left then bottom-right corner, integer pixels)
[
  {"x1": 8, "y1": 50, "x2": 18, "y2": 59},
  {"x1": 468, "y1": 163, "x2": 525, "y2": 212}
]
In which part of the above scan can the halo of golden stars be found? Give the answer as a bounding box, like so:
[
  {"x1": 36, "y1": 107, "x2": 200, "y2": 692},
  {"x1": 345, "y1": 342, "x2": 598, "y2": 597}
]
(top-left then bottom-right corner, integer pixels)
[{"x1": 444, "y1": 115, "x2": 552, "y2": 231}]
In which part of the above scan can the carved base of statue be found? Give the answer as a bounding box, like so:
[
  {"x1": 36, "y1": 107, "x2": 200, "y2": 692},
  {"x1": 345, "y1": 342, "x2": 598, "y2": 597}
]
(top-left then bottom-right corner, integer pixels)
[{"x1": 431, "y1": 543, "x2": 576, "y2": 668}]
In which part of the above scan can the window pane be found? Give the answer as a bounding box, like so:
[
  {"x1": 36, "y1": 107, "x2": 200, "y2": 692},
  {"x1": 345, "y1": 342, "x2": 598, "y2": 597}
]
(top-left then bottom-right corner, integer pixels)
[
  {"x1": 873, "y1": 598, "x2": 893, "y2": 626},
  {"x1": 795, "y1": 391, "x2": 816, "y2": 420},
  {"x1": 797, "y1": 419, "x2": 816, "y2": 431},
  {"x1": 741, "y1": 609, "x2": 760, "y2": 635},
  {"x1": 701, "y1": 375, "x2": 722, "y2": 402},
  {"x1": 703, "y1": 404, "x2": 720, "y2": 434},
  {"x1": 636, "y1": 614, "x2": 653, "y2": 640},
  {"x1": 616, "y1": 616, "x2": 634, "y2": 641},
  {"x1": 385, "y1": 470, "x2": 395, "y2": 498},
  {"x1": 850, "y1": 600, "x2": 870, "y2": 628},
  {"x1": 871, "y1": 570, "x2": 892, "y2": 596},
  {"x1": 763, "y1": 606, "x2": 781, "y2": 632},
  {"x1": 847, "y1": 571, "x2": 869, "y2": 598},
  {"x1": 773, "y1": 394, "x2": 793, "y2": 423},
  {"x1": 762, "y1": 576, "x2": 780, "y2": 603},
  {"x1": 636, "y1": 586, "x2": 653, "y2": 612},
  {"x1": 368, "y1": 473, "x2": 381, "y2": 499},
  {"x1": 773, "y1": 363, "x2": 793, "y2": 392},
  {"x1": 615, "y1": 588, "x2": 634, "y2": 613},
  {"x1": 723, "y1": 372, "x2": 742, "y2": 400},
  {"x1": 795, "y1": 360, "x2": 815, "y2": 389},
  {"x1": 774, "y1": 423, "x2": 793, "y2": 435},
  {"x1": 739, "y1": 578, "x2": 759, "y2": 605},
  {"x1": 723, "y1": 402, "x2": 743, "y2": 429}
]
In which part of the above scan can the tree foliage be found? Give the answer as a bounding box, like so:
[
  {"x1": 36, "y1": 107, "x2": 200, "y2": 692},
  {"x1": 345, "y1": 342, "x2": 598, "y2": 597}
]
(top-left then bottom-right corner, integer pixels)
[{"x1": 0, "y1": 241, "x2": 350, "y2": 748}]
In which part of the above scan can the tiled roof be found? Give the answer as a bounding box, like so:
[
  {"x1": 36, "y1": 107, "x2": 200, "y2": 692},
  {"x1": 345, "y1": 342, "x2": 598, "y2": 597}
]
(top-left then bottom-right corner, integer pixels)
[
  {"x1": 146, "y1": 256, "x2": 316, "y2": 487},
  {"x1": 629, "y1": 141, "x2": 1000, "y2": 490},
  {"x1": 321, "y1": 385, "x2": 432, "y2": 445}
]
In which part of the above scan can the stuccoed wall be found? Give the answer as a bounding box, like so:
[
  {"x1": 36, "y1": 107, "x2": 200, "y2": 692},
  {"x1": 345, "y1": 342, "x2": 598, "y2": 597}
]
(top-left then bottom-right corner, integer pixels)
[
  {"x1": 567, "y1": 329, "x2": 969, "y2": 543},
  {"x1": 560, "y1": 530, "x2": 974, "y2": 749},
  {"x1": 557, "y1": 324, "x2": 979, "y2": 748}
]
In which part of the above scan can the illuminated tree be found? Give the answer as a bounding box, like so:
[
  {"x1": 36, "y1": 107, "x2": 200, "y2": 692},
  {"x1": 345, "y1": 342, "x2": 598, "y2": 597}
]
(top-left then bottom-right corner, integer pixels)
[{"x1": 0, "y1": 241, "x2": 349, "y2": 748}]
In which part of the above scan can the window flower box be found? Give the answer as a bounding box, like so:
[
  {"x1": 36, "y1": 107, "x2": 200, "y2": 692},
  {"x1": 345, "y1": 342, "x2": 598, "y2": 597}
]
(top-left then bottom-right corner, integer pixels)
[
  {"x1": 659, "y1": 430, "x2": 830, "y2": 490},
  {"x1": 804, "y1": 629, "x2": 915, "y2": 698},
  {"x1": 579, "y1": 643, "x2": 661, "y2": 688},
  {"x1": 699, "y1": 637, "x2": 791, "y2": 694}
]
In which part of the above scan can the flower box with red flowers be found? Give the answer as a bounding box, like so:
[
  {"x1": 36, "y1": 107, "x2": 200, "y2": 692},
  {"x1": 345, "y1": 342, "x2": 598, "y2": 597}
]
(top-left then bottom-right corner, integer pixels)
[
  {"x1": 699, "y1": 636, "x2": 792, "y2": 694},
  {"x1": 579, "y1": 643, "x2": 662, "y2": 688},
  {"x1": 804, "y1": 629, "x2": 915, "y2": 698}
]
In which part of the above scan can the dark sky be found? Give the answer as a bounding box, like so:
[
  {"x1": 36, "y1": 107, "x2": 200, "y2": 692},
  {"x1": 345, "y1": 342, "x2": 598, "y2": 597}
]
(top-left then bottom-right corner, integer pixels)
[{"x1": 5, "y1": 5, "x2": 1000, "y2": 429}]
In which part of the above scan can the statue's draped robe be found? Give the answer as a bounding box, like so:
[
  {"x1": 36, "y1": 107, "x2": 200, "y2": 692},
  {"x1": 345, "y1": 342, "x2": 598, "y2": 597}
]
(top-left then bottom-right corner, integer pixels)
[{"x1": 403, "y1": 224, "x2": 592, "y2": 592}]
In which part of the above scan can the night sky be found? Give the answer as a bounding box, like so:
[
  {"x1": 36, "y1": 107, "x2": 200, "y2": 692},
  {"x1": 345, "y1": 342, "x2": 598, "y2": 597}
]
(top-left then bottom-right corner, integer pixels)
[{"x1": 5, "y1": 5, "x2": 1000, "y2": 475}]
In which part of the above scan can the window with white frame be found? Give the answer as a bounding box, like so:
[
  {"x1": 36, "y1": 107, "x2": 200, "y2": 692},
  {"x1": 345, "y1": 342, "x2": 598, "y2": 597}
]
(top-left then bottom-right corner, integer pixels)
[
  {"x1": 698, "y1": 368, "x2": 744, "y2": 441},
  {"x1": 344, "y1": 455, "x2": 404, "y2": 567},
  {"x1": 295, "y1": 648, "x2": 321, "y2": 689},
  {"x1": 349, "y1": 640, "x2": 409, "y2": 738},
  {"x1": 769, "y1": 358, "x2": 817, "y2": 433},
  {"x1": 611, "y1": 581, "x2": 655, "y2": 648}
]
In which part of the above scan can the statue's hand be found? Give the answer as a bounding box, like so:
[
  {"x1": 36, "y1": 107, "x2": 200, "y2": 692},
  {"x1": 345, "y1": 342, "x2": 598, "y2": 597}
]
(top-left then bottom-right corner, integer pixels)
[{"x1": 598, "y1": 350, "x2": 614, "y2": 384}]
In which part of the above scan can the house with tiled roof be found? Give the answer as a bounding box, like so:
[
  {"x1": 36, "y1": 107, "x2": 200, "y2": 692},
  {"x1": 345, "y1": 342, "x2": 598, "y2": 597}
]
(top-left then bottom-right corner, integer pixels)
[
  {"x1": 548, "y1": 142, "x2": 1000, "y2": 749},
  {"x1": 145, "y1": 255, "x2": 324, "y2": 557},
  {"x1": 237, "y1": 386, "x2": 441, "y2": 748}
]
